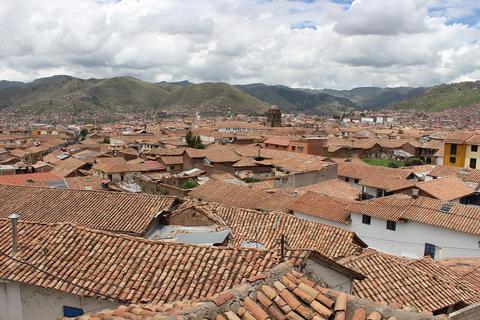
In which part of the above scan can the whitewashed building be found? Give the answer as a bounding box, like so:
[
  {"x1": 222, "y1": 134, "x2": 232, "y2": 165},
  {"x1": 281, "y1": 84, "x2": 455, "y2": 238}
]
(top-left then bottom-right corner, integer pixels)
[{"x1": 292, "y1": 194, "x2": 480, "y2": 259}]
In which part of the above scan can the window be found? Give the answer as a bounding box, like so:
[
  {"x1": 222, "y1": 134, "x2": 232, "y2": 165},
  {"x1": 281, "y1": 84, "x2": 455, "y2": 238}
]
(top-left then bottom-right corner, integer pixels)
[
  {"x1": 386, "y1": 220, "x2": 396, "y2": 231},
  {"x1": 63, "y1": 306, "x2": 84, "y2": 318},
  {"x1": 450, "y1": 143, "x2": 457, "y2": 155},
  {"x1": 354, "y1": 179, "x2": 359, "y2": 184},
  {"x1": 472, "y1": 145, "x2": 478, "y2": 152},
  {"x1": 344, "y1": 177, "x2": 350, "y2": 182},
  {"x1": 424, "y1": 243, "x2": 436, "y2": 258},
  {"x1": 362, "y1": 214, "x2": 371, "y2": 225},
  {"x1": 469, "y1": 158, "x2": 477, "y2": 169},
  {"x1": 449, "y1": 156, "x2": 456, "y2": 164}
]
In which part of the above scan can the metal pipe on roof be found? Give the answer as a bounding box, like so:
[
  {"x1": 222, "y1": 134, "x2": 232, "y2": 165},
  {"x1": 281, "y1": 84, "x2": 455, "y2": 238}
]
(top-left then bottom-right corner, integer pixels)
[{"x1": 8, "y1": 212, "x2": 20, "y2": 257}]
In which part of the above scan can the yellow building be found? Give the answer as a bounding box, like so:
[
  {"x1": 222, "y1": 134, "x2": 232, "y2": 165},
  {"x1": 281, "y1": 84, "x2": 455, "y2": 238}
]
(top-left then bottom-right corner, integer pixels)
[{"x1": 443, "y1": 131, "x2": 480, "y2": 169}]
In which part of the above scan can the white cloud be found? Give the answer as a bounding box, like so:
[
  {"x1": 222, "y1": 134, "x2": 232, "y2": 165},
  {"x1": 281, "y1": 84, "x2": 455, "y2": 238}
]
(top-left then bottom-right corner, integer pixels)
[{"x1": 0, "y1": 0, "x2": 479, "y2": 89}]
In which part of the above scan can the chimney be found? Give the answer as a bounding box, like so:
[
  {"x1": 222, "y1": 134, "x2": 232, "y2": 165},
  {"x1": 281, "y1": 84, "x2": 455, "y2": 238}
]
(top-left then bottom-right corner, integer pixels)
[
  {"x1": 8, "y1": 213, "x2": 20, "y2": 257},
  {"x1": 412, "y1": 188, "x2": 419, "y2": 198}
]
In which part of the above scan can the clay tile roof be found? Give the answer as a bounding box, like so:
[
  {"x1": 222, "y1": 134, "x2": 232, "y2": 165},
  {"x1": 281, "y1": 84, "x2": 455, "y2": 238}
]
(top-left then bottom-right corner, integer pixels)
[
  {"x1": 340, "y1": 250, "x2": 480, "y2": 312},
  {"x1": 338, "y1": 162, "x2": 413, "y2": 181},
  {"x1": 359, "y1": 175, "x2": 416, "y2": 192},
  {"x1": 189, "y1": 180, "x2": 297, "y2": 212},
  {"x1": 428, "y1": 165, "x2": 464, "y2": 178},
  {"x1": 145, "y1": 147, "x2": 185, "y2": 156},
  {"x1": 444, "y1": 131, "x2": 476, "y2": 144},
  {"x1": 179, "y1": 201, "x2": 366, "y2": 259},
  {"x1": 296, "y1": 179, "x2": 360, "y2": 201},
  {"x1": 51, "y1": 157, "x2": 88, "y2": 177},
  {"x1": 465, "y1": 134, "x2": 480, "y2": 145},
  {"x1": 265, "y1": 137, "x2": 290, "y2": 146},
  {"x1": 415, "y1": 176, "x2": 474, "y2": 201},
  {"x1": 0, "y1": 185, "x2": 176, "y2": 235},
  {"x1": 288, "y1": 191, "x2": 353, "y2": 224},
  {"x1": 159, "y1": 155, "x2": 183, "y2": 165},
  {"x1": 0, "y1": 220, "x2": 307, "y2": 306},
  {"x1": 0, "y1": 172, "x2": 64, "y2": 187},
  {"x1": 76, "y1": 262, "x2": 445, "y2": 320}
]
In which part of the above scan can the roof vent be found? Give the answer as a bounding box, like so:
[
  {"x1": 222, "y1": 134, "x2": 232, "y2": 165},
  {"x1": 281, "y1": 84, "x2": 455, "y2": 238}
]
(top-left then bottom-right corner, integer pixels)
[
  {"x1": 8, "y1": 213, "x2": 20, "y2": 257},
  {"x1": 439, "y1": 202, "x2": 454, "y2": 213}
]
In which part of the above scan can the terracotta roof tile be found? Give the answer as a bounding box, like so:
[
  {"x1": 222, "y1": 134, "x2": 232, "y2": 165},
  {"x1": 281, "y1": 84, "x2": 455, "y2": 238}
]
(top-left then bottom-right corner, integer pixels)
[
  {"x1": 339, "y1": 250, "x2": 480, "y2": 312},
  {"x1": 76, "y1": 263, "x2": 445, "y2": 320},
  {"x1": 177, "y1": 201, "x2": 365, "y2": 259},
  {"x1": 415, "y1": 176, "x2": 474, "y2": 201},
  {"x1": 288, "y1": 191, "x2": 353, "y2": 224},
  {"x1": 0, "y1": 220, "x2": 306, "y2": 305},
  {"x1": 0, "y1": 185, "x2": 176, "y2": 235}
]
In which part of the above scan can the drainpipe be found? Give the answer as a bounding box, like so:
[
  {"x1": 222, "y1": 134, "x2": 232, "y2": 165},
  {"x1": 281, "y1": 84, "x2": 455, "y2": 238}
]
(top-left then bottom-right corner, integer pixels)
[{"x1": 8, "y1": 213, "x2": 20, "y2": 257}]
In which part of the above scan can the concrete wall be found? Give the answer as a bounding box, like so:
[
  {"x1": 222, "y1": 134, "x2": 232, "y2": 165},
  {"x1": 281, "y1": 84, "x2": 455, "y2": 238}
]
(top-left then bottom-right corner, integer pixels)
[
  {"x1": 272, "y1": 165, "x2": 338, "y2": 188},
  {"x1": 0, "y1": 281, "x2": 22, "y2": 320},
  {"x1": 0, "y1": 282, "x2": 117, "y2": 320},
  {"x1": 449, "y1": 304, "x2": 480, "y2": 320},
  {"x1": 303, "y1": 259, "x2": 352, "y2": 293}
]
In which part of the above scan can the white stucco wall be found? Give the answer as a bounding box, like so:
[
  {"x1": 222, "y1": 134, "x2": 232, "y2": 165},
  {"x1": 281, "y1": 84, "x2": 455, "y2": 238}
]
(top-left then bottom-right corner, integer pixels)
[
  {"x1": 0, "y1": 282, "x2": 22, "y2": 320},
  {"x1": 0, "y1": 282, "x2": 118, "y2": 320},
  {"x1": 349, "y1": 213, "x2": 480, "y2": 258},
  {"x1": 294, "y1": 209, "x2": 480, "y2": 259}
]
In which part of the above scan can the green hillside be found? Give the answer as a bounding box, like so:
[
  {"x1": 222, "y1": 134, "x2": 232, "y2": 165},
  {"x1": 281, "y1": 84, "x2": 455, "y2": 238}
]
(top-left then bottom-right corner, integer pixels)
[
  {"x1": 316, "y1": 86, "x2": 427, "y2": 109},
  {"x1": 0, "y1": 76, "x2": 267, "y2": 117},
  {"x1": 394, "y1": 81, "x2": 480, "y2": 111},
  {"x1": 161, "y1": 82, "x2": 269, "y2": 115},
  {"x1": 235, "y1": 83, "x2": 356, "y2": 114}
]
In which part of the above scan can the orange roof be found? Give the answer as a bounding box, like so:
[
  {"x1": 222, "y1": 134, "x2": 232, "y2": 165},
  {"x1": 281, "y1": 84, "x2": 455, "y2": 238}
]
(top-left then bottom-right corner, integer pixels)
[
  {"x1": 0, "y1": 185, "x2": 176, "y2": 235},
  {"x1": 0, "y1": 172, "x2": 63, "y2": 186},
  {"x1": 416, "y1": 176, "x2": 474, "y2": 200},
  {"x1": 288, "y1": 191, "x2": 352, "y2": 224},
  {"x1": 340, "y1": 249, "x2": 480, "y2": 312},
  {"x1": 0, "y1": 220, "x2": 306, "y2": 305},
  {"x1": 77, "y1": 262, "x2": 437, "y2": 320},
  {"x1": 264, "y1": 137, "x2": 290, "y2": 146}
]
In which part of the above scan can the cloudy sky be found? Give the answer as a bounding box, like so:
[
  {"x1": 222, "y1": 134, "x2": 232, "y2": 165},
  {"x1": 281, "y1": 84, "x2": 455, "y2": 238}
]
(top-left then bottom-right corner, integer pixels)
[{"x1": 1, "y1": 0, "x2": 479, "y2": 89}]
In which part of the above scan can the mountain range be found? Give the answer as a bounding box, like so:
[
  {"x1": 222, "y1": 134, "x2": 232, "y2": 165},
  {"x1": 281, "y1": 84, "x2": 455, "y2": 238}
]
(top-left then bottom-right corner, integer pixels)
[{"x1": 0, "y1": 75, "x2": 479, "y2": 120}]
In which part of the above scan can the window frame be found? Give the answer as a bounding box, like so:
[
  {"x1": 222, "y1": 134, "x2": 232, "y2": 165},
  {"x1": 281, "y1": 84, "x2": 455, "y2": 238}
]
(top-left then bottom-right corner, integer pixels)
[
  {"x1": 362, "y1": 214, "x2": 371, "y2": 225},
  {"x1": 386, "y1": 220, "x2": 396, "y2": 231},
  {"x1": 450, "y1": 143, "x2": 457, "y2": 155},
  {"x1": 471, "y1": 145, "x2": 478, "y2": 152},
  {"x1": 469, "y1": 158, "x2": 477, "y2": 169}
]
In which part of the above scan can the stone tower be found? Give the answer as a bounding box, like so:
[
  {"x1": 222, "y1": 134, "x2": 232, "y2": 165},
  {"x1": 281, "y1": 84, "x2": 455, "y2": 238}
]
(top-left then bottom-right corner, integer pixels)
[{"x1": 265, "y1": 105, "x2": 282, "y2": 127}]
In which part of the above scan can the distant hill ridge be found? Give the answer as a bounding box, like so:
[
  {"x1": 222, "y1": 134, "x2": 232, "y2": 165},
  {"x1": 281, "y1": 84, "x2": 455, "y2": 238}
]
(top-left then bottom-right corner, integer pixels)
[{"x1": 0, "y1": 75, "x2": 479, "y2": 117}]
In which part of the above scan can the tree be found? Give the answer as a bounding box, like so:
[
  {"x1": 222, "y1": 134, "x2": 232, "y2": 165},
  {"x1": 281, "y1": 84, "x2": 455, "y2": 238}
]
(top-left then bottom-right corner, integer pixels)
[
  {"x1": 80, "y1": 128, "x2": 88, "y2": 140},
  {"x1": 185, "y1": 130, "x2": 205, "y2": 149},
  {"x1": 405, "y1": 157, "x2": 425, "y2": 166},
  {"x1": 180, "y1": 178, "x2": 198, "y2": 189}
]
